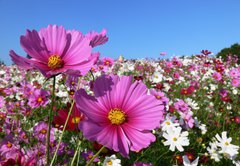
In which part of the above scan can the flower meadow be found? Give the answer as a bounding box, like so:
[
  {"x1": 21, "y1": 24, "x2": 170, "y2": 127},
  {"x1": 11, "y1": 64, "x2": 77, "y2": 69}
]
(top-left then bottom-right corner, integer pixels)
[{"x1": 0, "y1": 25, "x2": 239, "y2": 166}]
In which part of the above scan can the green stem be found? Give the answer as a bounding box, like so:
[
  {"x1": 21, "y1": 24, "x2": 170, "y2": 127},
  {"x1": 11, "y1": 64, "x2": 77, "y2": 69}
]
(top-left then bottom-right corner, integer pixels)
[
  {"x1": 90, "y1": 71, "x2": 95, "y2": 81},
  {"x1": 70, "y1": 136, "x2": 82, "y2": 166},
  {"x1": 76, "y1": 142, "x2": 81, "y2": 166},
  {"x1": 50, "y1": 100, "x2": 75, "y2": 166},
  {"x1": 86, "y1": 146, "x2": 105, "y2": 166},
  {"x1": 46, "y1": 76, "x2": 56, "y2": 165},
  {"x1": 50, "y1": 77, "x2": 81, "y2": 165},
  {"x1": 135, "y1": 147, "x2": 150, "y2": 162}
]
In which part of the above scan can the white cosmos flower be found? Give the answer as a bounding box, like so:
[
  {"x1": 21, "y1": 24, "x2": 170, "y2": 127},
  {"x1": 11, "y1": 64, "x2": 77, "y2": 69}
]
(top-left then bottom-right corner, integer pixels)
[
  {"x1": 161, "y1": 115, "x2": 179, "y2": 132},
  {"x1": 152, "y1": 71, "x2": 163, "y2": 83},
  {"x1": 163, "y1": 127, "x2": 189, "y2": 152},
  {"x1": 232, "y1": 89, "x2": 238, "y2": 95},
  {"x1": 199, "y1": 124, "x2": 207, "y2": 135},
  {"x1": 185, "y1": 98, "x2": 199, "y2": 110},
  {"x1": 183, "y1": 155, "x2": 199, "y2": 166},
  {"x1": 209, "y1": 84, "x2": 217, "y2": 91},
  {"x1": 207, "y1": 142, "x2": 222, "y2": 162},
  {"x1": 215, "y1": 131, "x2": 239, "y2": 157},
  {"x1": 103, "y1": 155, "x2": 121, "y2": 166}
]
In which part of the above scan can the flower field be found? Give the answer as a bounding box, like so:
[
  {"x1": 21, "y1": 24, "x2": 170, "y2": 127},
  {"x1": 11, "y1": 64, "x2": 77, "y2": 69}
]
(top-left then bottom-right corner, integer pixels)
[{"x1": 0, "y1": 25, "x2": 239, "y2": 166}]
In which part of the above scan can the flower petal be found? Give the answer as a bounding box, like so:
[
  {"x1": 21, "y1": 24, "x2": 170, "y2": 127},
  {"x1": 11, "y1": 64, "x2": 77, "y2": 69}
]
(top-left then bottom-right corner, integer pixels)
[
  {"x1": 20, "y1": 29, "x2": 49, "y2": 62},
  {"x1": 39, "y1": 25, "x2": 67, "y2": 57},
  {"x1": 75, "y1": 89, "x2": 108, "y2": 123},
  {"x1": 122, "y1": 124, "x2": 156, "y2": 152}
]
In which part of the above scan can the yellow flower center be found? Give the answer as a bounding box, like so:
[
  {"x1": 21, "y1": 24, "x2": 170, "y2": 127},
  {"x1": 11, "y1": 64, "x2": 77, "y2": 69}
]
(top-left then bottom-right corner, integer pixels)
[
  {"x1": 69, "y1": 90, "x2": 75, "y2": 95},
  {"x1": 225, "y1": 141, "x2": 229, "y2": 146},
  {"x1": 72, "y1": 117, "x2": 81, "y2": 124},
  {"x1": 176, "y1": 155, "x2": 181, "y2": 159},
  {"x1": 188, "y1": 155, "x2": 193, "y2": 160},
  {"x1": 105, "y1": 61, "x2": 110, "y2": 65},
  {"x1": 156, "y1": 95, "x2": 161, "y2": 99},
  {"x1": 39, "y1": 129, "x2": 47, "y2": 134},
  {"x1": 107, "y1": 160, "x2": 113, "y2": 165},
  {"x1": 7, "y1": 142, "x2": 12, "y2": 148},
  {"x1": 88, "y1": 155, "x2": 93, "y2": 159},
  {"x1": 48, "y1": 55, "x2": 63, "y2": 69},
  {"x1": 37, "y1": 97, "x2": 43, "y2": 102},
  {"x1": 173, "y1": 137, "x2": 177, "y2": 141},
  {"x1": 166, "y1": 121, "x2": 171, "y2": 125},
  {"x1": 38, "y1": 151, "x2": 43, "y2": 156},
  {"x1": 50, "y1": 142, "x2": 55, "y2": 147},
  {"x1": 108, "y1": 108, "x2": 126, "y2": 125}
]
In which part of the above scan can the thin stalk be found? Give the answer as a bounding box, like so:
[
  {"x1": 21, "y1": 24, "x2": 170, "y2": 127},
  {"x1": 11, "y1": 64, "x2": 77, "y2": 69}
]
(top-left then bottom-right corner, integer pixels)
[
  {"x1": 50, "y1": 77, "x2": 81, "y2": 165},
  {"x1": 86, "y1": 146, "x2": 105, "y2": 166},
  {"x1": 50, "y1": 100, "x2": 75, "y2": 166},
  {"x1": 70, "y1": 137, "x2": 82, "y2": 166},
  {"x1": 46, "y1": 76, "x2": 56, "y2": 165},
  {"x1": 76, "y1": 141, "x2": 81, "y2": 166},
  {"x1": 90, "y1": 71, "x2": 95, "y2": 81}
]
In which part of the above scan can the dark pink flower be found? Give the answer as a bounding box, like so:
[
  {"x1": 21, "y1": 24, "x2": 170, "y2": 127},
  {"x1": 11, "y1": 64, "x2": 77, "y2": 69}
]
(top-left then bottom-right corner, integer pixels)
[
  {"x1": 181, "y1": 88, "x2": 189, "y2": 95},
  {"x1": 102, "y1": 57, "x2": 114, "y2": 67},
  {"x1": 10, "y1": 25, "x2": 102, "y2": 77},
  {"x1": 201, "y1": 50, "x2": 212, "y2": 55},
  {"x1": 187, "y1": 86, "x2": 195, "y2": 94},
  {"x1": 234, "y1": 116, "x2": 240, "y2": 124},
  {"x1": 75, "y1": 75, "x2": 164, "y2": 156}
]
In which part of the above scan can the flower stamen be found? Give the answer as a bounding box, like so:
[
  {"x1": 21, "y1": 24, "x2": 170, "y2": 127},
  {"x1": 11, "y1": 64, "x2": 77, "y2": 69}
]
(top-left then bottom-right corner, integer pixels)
[
  {"x1": 48, "y1": 55, "x2": 63, "y2": 69},
  {"x1": 108, "y1": 108, "x2": 126, "y2": 125},
  {"x1": 72, "y1": 117, "x2": 81, "y2": 124}
]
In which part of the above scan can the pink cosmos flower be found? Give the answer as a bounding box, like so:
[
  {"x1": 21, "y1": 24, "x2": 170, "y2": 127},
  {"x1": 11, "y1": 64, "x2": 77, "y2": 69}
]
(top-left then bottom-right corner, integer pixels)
[
  {"x1": 150, "y1": 89, "x2": 169, "y2": 105},
  {"x1": 173, "y1": 72, "x2": 180, "y2": 79},
  {"x1": 82, "y1": 150, "x2": 100, "y2": 162},
  {"x1": 229, "y1": 68, "x2": 240, "y2": 78},
  {"x1": 27, "y1": 89, "x2": 49, "y2": 108},
  {"x1": 75, "y1": 75, "x2": 165, "y2": 157},
  {"x1": 231, "y1": 78, "x2": 240, "y2": 87},
  {"x1": 134, "y1": 162, "x2": 153, "y2": 166},
  {"x1": 174, "y1": 100, "x2": 190, "y2": 113},
  {"x1": 33, "y1": 121, "x2": 54, "y2": 142},
  {"x1": 212, "y1": 72, "x2": 222, "y2": 81},
  {"x1": 10, "y1": 25, "x2": 104, "y2": 77},
  {"x1": 0, "y1": 96, "x2": 5, "y2": 108},
  {"x1": 85, "y1": 29, "x2": 108, "y2": 48},
  {"x1": 102, "y1": 57, "x2": 114, "y2": 67},
  {"x1": 179, "y1": 112, "x2": 195, "y2": 129},
  {"x1": 160, "y1": 52, "x2": 167, "y2": 56}
]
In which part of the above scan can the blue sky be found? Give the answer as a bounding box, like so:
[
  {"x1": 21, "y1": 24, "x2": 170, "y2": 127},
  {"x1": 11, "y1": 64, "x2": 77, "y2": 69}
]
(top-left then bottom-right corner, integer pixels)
[{"x1": 0, "y1": 0, "x2": 240, "y2": 65}]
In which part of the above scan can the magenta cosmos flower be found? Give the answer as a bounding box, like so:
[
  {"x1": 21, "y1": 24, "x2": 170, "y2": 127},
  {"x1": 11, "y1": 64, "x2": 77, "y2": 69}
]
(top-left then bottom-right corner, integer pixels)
[
  {"x1": 10, "y1": 25, "x2": 106, "y2": 77},
  {"x1": 75, "y1": 75, "x2": 165, "y2": 157}
]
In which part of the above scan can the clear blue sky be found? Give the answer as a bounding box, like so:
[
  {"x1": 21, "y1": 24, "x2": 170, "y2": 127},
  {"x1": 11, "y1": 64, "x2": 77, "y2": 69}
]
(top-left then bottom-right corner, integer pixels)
[{"x1": 0, "y1": 0, "x2": 240, "y2": 65}]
